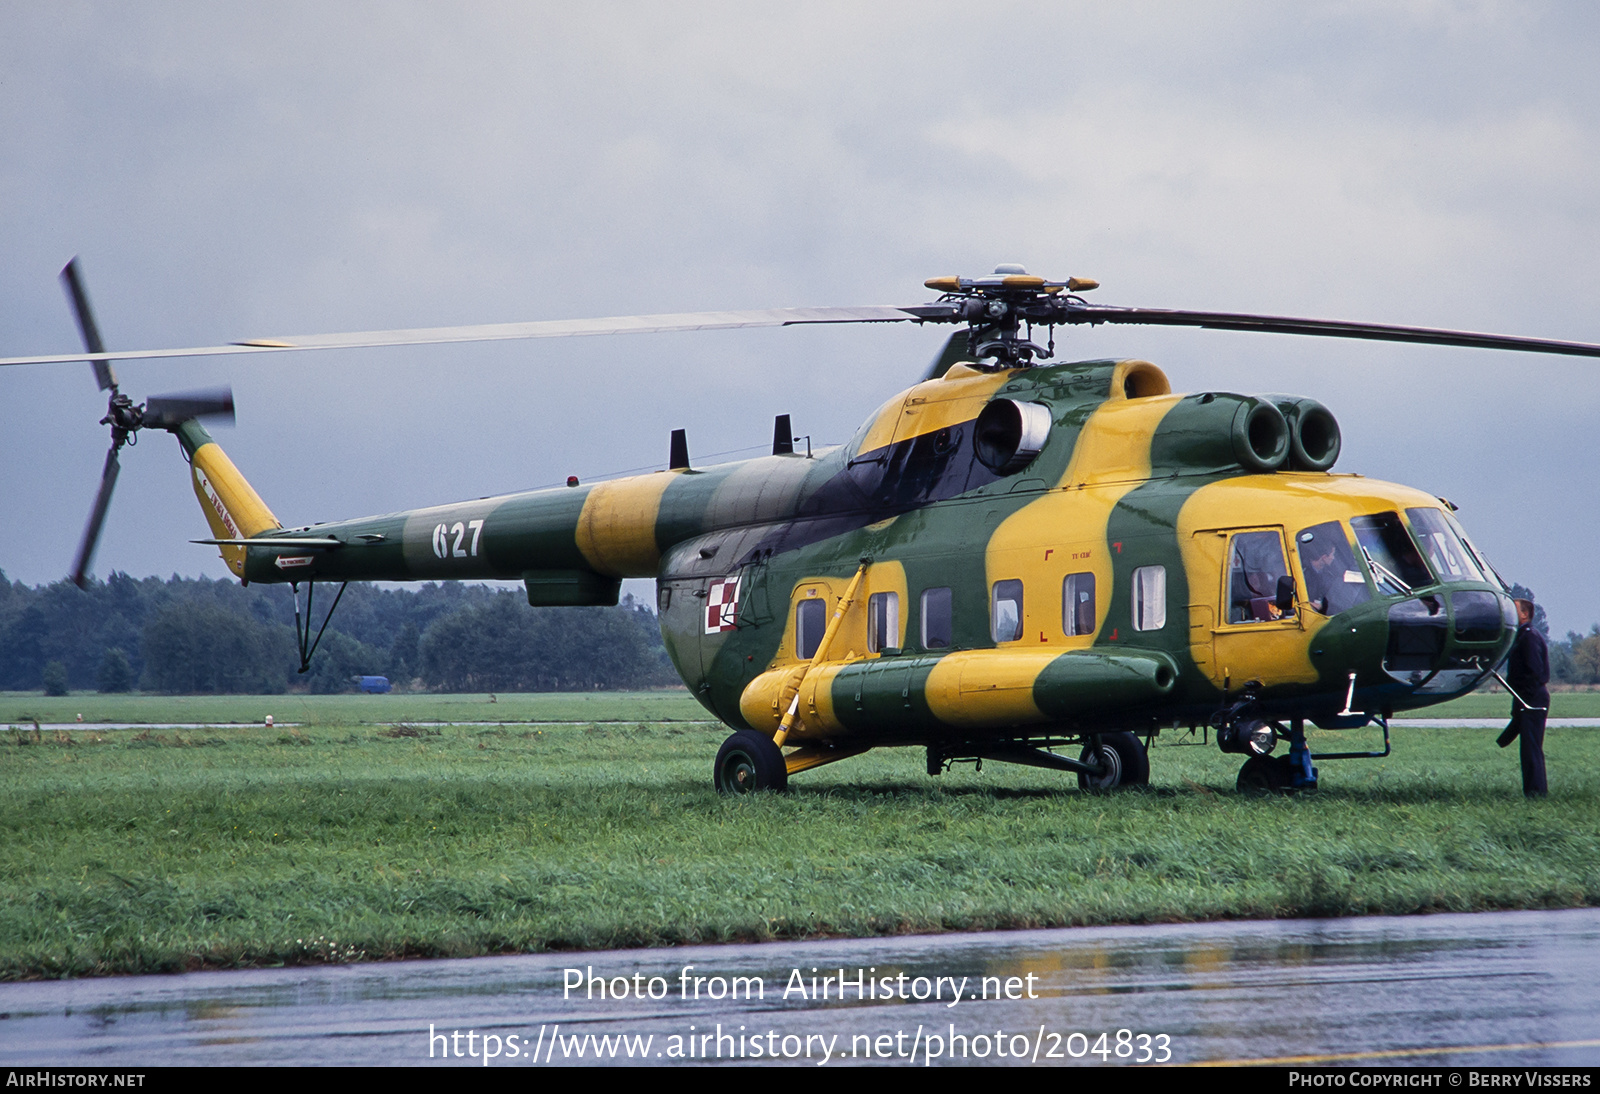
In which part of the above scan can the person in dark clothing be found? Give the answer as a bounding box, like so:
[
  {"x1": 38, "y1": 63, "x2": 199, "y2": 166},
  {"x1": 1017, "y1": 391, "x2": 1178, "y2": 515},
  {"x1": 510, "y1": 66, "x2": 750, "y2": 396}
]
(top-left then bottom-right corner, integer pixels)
[{"x1": 1496, "y1": 597, "x2": 1549, "y2": 797}]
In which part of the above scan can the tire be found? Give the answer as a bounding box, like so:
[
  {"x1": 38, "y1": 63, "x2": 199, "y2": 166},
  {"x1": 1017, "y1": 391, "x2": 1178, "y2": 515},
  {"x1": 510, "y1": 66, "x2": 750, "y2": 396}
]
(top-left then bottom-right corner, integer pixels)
[
  {"x1": 1077, "y1": 731, "x2": 1151, "y2": 791},
  {"x1": 1237, "y1": 755, "x2": 1294, "y2": 795},
  {"x1": 714, "y1": 730, "x2": 789, "y2": 794}
]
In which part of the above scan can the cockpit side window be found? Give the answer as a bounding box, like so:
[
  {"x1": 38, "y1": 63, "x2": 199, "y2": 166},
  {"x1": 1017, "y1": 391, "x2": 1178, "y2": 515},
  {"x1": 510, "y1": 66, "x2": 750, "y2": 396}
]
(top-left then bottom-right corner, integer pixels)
[
  {"x1": 1443, "y1": 510, "x2": 1508, "y2": 591},
  {"x1": 1350, "y1": 512, "x2": 1434, "y2": 594},
  {"x1": 1296, "y1": 521, "x2": 1372, "y2": 617},
  {"x1": 1406, "y1": 508, "x2": 1485, "y2": 583},
  {"x1": 1227, "y1": 530, "x2": 1294, "y2": 623}
]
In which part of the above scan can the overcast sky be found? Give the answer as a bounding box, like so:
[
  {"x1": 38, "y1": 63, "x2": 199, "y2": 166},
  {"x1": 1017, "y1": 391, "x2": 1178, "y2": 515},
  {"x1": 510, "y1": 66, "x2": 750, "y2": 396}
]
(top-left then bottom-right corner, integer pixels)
[{"x1": 3, "y1": 2, "x2": 1599, "y2": 632}]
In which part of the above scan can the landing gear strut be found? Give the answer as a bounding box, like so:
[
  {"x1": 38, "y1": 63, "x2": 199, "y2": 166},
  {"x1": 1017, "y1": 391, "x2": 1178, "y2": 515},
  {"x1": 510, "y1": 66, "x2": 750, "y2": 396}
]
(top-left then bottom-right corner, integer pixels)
[{"x1": 924, "y1": 732, "x2": 1151, "y2": 790}]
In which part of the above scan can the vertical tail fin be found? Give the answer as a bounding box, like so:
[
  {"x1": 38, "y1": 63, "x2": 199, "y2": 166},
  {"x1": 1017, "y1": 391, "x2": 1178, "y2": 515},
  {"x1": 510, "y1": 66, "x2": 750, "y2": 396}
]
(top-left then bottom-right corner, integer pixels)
[{"x1": 174, "y1": 419, "x2": 282, "y2": 577}]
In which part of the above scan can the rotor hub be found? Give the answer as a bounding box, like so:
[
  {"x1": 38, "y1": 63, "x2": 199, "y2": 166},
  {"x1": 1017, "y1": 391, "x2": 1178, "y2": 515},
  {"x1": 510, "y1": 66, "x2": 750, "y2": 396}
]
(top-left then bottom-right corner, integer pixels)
[
  {"x1": 913, "y1": 264, "x2": 1099, "y2": 367},
  {"x1": 101, "y1": 392, "x2": 143, "y2": 447}
]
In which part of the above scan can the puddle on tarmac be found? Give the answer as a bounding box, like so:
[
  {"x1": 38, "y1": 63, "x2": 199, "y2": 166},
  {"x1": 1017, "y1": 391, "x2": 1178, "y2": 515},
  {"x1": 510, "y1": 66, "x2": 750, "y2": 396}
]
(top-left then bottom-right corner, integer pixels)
[{"x1": 4, "y1": 908, "x2": 1600, "y2": 1066}]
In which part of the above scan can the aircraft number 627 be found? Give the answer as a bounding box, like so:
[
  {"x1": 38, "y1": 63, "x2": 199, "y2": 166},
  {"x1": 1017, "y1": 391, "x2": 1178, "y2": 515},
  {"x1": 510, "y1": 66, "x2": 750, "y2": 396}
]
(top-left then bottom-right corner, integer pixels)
[{"x1": 432, "y1": 519, "x2": 484, "y2": 559}]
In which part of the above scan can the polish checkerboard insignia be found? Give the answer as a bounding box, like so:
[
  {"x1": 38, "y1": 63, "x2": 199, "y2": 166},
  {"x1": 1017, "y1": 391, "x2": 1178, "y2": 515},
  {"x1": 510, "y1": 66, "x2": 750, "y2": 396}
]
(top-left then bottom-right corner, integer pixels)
[{"x1": 705, "y1": 575, "x2": 741, "y2": 633}]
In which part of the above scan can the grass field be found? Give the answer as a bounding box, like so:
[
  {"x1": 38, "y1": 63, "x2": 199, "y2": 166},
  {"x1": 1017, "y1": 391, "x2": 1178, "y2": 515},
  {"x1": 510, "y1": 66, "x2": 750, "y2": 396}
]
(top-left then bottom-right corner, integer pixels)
[
  {"x1": 2, "y1": 694, "x2": 1596, "y2": 980},
  {"x1": 6, "y1": 688, "x2": 1597, "y2": 727},
  {"x1": 1397, "y1": 689, "x2": 1600, "y2": 719},
  {"x1": 0, "y1": 690, "x2": 709, "y2": 726}
]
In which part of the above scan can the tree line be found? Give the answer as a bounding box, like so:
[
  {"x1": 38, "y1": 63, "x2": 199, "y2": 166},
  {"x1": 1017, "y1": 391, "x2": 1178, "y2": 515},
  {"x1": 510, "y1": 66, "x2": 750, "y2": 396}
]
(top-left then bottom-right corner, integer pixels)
[
  {"x1": 5, "y1": 569, "x2": 1597, "y2": 696},
  {"x1": 0, "y1": 571, "x2": 676, "y2": 694}
]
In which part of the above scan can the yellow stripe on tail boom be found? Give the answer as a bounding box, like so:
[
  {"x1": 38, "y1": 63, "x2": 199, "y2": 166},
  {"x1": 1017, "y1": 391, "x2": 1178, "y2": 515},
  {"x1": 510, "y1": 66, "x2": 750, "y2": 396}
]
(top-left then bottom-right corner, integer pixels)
[{"x1": 176, "y1": 420, "x2": 281, "y2": 577}]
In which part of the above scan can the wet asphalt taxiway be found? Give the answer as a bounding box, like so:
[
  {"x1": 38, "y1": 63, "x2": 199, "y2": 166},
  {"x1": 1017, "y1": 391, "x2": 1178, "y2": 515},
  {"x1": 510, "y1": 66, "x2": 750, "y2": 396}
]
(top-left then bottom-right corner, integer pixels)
[{"x1": 3, "y1": 907, "x2": 1600, "y2": 1066}]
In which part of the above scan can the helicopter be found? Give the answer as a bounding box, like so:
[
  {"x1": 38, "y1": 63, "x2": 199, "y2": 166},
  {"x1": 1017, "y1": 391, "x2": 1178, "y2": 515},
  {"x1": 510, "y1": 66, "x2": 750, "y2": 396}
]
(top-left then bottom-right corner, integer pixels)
[{"x1": 7, "y1": 261, "x2": 1600, "y2": 795}]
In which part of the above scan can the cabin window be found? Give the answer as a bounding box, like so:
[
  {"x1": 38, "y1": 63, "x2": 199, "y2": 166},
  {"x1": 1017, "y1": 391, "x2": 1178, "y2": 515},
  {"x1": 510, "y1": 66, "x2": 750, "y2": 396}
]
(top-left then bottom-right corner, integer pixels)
[
  {"x1": 1132, "y1": 566, "x2": 1166, "y2": 631},
  {"x1": 1227, "y1": 530, "x2": 1295, "y2": 623},
  {"x1": 991, "y1": 579, "x2": 1024, "y2": 642},
  {"x1": 795, "y1": 597, "x2": 827, "y2": 659},
  {"x1": 1296, "y1": 522, "x2": 1371, "y2": 617},
  {"x1": 868, "y1": 592, "x2": 900, "y2": 653},
  {"x1": 1062, "y1": 572, "x2": 1096, "y2": 636},
  {"x1": 921, "y1": 587, "x2": 952, "y2": 649}
]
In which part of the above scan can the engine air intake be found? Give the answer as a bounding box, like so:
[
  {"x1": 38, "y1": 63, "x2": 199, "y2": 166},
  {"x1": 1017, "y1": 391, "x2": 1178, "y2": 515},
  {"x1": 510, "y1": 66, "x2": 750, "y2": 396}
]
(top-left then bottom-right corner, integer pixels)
[
  {"x1": 1234, "y1": 400, "x2": 1291, "y2": 472},
  {"x1": 975, "y1": 399, "x2": 1051, "y2": 474},
  {"x1": 1266, "y1": 395, "x2": 1342, "y2": 472}
]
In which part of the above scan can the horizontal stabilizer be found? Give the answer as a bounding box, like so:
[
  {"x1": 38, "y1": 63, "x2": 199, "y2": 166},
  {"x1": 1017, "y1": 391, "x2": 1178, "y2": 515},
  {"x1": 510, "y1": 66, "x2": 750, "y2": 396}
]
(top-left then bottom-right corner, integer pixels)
[{"x1": 191, "y1": 536, "x2": 344, "y2": 548}]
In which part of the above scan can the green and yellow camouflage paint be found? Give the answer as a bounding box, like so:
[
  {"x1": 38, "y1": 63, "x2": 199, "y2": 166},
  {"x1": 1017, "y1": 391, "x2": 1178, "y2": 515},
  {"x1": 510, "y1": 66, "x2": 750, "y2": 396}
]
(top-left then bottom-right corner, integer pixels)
[{"x1": 175, "y1": 357, "x2": 1517, "y2": 790}]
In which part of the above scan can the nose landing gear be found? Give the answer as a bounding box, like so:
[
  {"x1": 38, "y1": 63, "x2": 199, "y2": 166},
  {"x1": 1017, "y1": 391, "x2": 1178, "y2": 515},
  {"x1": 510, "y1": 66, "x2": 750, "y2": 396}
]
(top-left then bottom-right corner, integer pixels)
[
  {"x1": 1234, "y1": 718, "x2": 1318, "y2": 795},
  {"x1": 1237, "y1": 754, "x2": 1294, "y2": 794}
]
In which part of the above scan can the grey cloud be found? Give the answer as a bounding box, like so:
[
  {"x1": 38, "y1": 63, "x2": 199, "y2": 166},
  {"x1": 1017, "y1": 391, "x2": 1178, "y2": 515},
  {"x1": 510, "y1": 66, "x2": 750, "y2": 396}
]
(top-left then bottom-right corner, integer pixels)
[{"x1": 2, "y1": 2, "x2": 1597, "y2": 631}]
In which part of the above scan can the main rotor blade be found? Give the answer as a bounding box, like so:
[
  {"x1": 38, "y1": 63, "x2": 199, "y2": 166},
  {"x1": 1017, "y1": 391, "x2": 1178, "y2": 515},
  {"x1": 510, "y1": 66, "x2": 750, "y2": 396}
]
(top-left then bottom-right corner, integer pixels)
[
  {"x1": 143, "y1": 386, "x2": 235, "y2": 430},
  {"x1": 1063, "y1": 305, "x2": 1600, "y2": 359},
  {"x1": 70, "y1": 444, "x2": 122, "y2": 589},
  {"x1": 0, "y1": 305, "x2": 923, "y2": 368},
  {"x1": 13, "y1": 294, "x2": 1600, "y2": 368},
  {"x1": 59, "y1": 258, "x2": 118, "y2": 391}
]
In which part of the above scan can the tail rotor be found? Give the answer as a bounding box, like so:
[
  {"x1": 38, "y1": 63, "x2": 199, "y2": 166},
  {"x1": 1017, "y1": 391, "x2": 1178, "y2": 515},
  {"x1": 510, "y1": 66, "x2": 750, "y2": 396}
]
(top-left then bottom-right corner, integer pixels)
[{"x1": 60, "y1": 258, "x2": 234, "y2": 588}]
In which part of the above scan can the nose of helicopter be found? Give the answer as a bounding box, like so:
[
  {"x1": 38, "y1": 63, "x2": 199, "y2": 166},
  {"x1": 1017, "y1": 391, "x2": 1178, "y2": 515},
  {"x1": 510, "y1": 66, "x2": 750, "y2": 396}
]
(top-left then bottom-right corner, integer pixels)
[
  {"x1": 1310, "y1": 587, "x2": 1517, "y2": 718},
  {"x1": 1379, "y1": 588, "x2": 1518, "y2": 697}
]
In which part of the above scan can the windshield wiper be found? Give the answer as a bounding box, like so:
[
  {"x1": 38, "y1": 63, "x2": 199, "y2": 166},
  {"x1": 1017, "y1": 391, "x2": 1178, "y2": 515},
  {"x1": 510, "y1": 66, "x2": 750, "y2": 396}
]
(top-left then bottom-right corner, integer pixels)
[{"x1": 1359, "y1": 544, "x2": 1413, "y2": 595}]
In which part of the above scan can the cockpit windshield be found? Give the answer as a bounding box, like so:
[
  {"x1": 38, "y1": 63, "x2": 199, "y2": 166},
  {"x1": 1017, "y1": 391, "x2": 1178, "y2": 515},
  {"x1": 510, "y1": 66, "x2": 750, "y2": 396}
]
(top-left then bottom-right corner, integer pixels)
[
  {"x1": 1349, "y1": 512, "x2": 1433, "y2": 595},
  {"x1": 1406, "y1": 508, "x2": 1485, "y2": 584}
]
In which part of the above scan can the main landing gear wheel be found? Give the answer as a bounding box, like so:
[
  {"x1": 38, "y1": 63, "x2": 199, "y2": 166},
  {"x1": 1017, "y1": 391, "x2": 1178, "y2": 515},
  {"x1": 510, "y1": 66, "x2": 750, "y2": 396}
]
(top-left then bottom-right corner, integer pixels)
[
  {"x1": 714, "y1": 730, "x2": 789, "y2": 794},
  {"x1": 1077, "y1": 731, "x2": 1150, "y2": 791},
  {"x1": 1237, "y1": 755, "x2": 1295, "y2": 795}
]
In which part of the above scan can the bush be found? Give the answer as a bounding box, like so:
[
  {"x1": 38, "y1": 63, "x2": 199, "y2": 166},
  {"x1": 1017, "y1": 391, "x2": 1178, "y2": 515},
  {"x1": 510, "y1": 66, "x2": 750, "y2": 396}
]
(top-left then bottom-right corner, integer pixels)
[{"x1": 42, "y1": 661, "x2": 68, "y2": 697}]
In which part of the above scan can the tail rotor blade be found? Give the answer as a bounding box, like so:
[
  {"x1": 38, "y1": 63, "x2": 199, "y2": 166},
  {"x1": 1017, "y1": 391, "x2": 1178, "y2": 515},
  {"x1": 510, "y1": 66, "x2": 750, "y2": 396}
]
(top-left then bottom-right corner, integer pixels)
[
  {"x1": 142, "y1": 386, "x2": 234, "y2": 430},
  {"x1": 59, "y1": 257, "x2": 118, "y2": 392},
  {"x1": 70, "y1": 444, "x2": 122, "y2": 589}
]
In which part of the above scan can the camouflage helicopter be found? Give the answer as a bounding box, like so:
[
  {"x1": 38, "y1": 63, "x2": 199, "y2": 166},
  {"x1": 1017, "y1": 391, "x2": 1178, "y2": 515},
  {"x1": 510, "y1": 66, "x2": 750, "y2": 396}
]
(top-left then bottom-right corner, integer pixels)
[{"x1": 9, "y1": 261, "x2": 1600, "y2": 795}]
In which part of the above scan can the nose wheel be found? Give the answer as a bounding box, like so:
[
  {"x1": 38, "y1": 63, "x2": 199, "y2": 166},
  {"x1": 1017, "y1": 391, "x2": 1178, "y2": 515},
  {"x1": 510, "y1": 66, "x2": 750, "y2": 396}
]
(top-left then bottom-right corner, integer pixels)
[
  {"x1": 1236, "y1": 720, "x2": 1319, "y2": 794},
  {"x1": 1237, "y1": 755, "x2": 1293, "y2": 794},
  {"x1": 714, "y1": 730, "x2": 789, "y2": 794}
]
